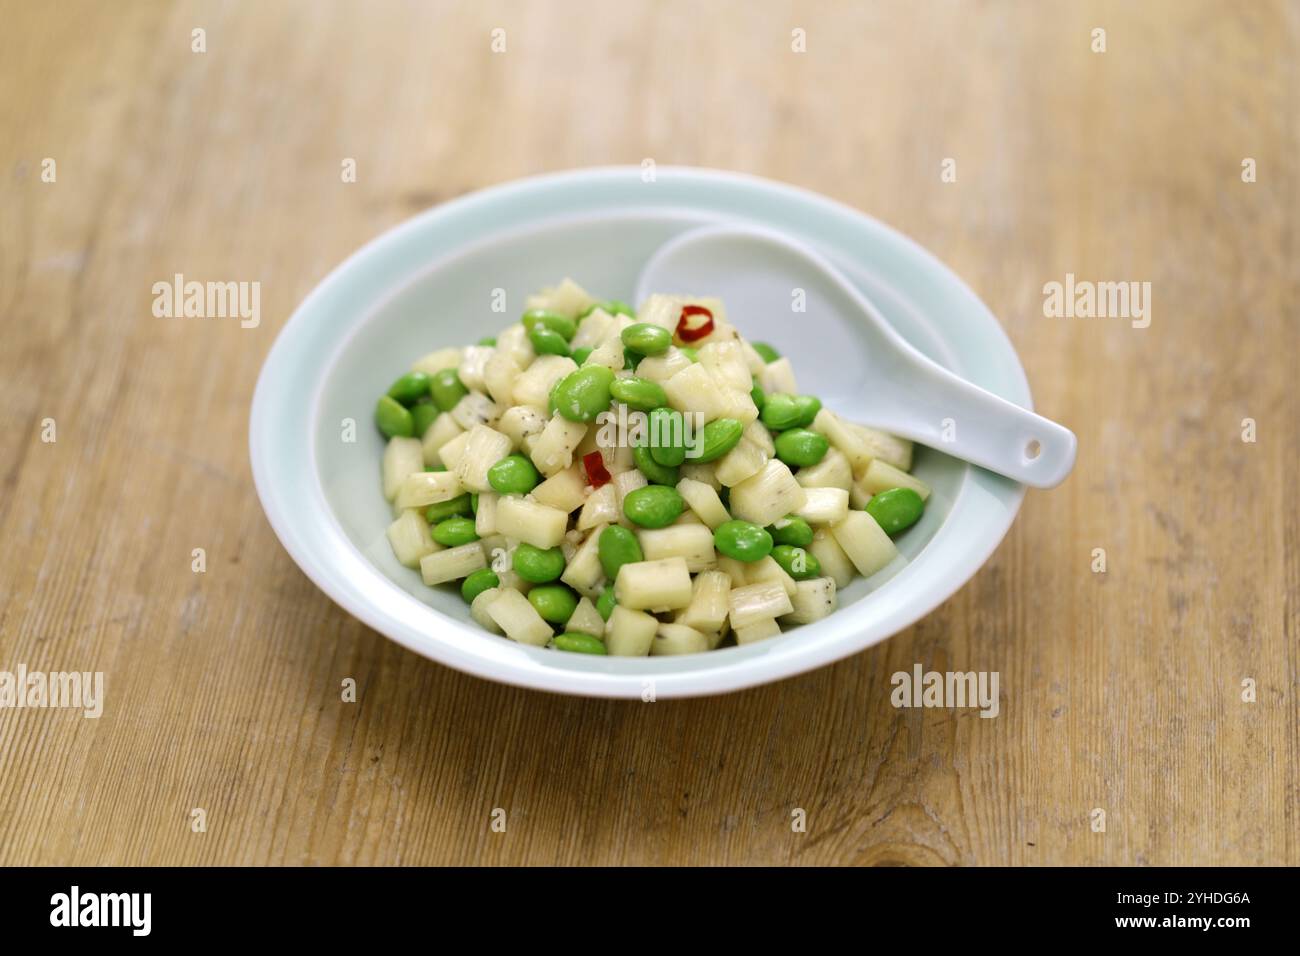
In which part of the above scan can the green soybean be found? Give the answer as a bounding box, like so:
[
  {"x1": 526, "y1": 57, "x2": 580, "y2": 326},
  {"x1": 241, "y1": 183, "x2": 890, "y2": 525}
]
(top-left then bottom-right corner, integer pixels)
[
  {"x1": 774, "y1": 428, "x2": 829, "y2": 467},
  {"x1": 512, "y1": 543, "x2": 566, "y2": 583},
  {"x1": 477, "y1": 336, "x2": 497, "y2": 346},
  {"x1": 622, "y1": 485, "x2": 683, "y2": 528},
  {"x1": 713, "y1": 520, "x2": 773, "y2": 562},
  {"x1": 470, "y1": 493, "x2": 479, "y2": 513},
  {"x1": 759, "y1": 393, "x2": 802, "y2": 431},
  {"x1": 528, "y1": 325, "x2": 571, "y2": 356},
  {"x1": 680, "y1": 346, "x2": 699, "y2": 362},
  {"x1": 752, "y1": 342, "x2": 781, "y2": 363},
  {"x1": 528, "y1": 585, "x2": 579, "y2": 625},
  {"x1": 632, "y1": 443, "x2": 679, "y2": 486},
  {"x1": 387, "y1": 371, "x2": 432, "y2": 406},
  {"x1": 865, "y1": 487, "x2": 925, "y2": 536},
  {"x1": 431, "y1": 368, "x2": 468, "y2": 411},
  {"x1": 571, "y1": 346, "x2": 593, "y2": 365},
  {"x1": 375, "y1": 396, "x2": 415, "y2": 438},
  {"x1": 425, "y1": 493, "x2": 473, "y2": 523},
  {"x1": 598, "y1": 525, "x2": 644, "y2": 581},
  {"x1": 461, "y1": 568, "x2": 499, "y2": 603},
  {"x1": 694, "y1": 418, "x2": 744, "y2": 462},
  {"x1": 621, "y1": 323, "x2": 671, "y2": 355},
  {"x1": 791, "y1": 395, "x2": 822, "y2": 427},
  {"x1": 609, "y1": 376, "x2": 668, "y2": 412},
  {"x1": 596, "y1": 587, "x2": 617, "y2": 621},
  {"x1": 771, "y1": 544, "x2": 822, "y2": 581},
  {"x1": 488, "y1": 454, "x2": 541, "y2": 495},
  {"x1": 768, "y1": 515, "x2": 813, "y2": 548},
  {"x1": 410, "y1": 400, "x2": 439, "y2": 437},
  {"x1": 750, "y1": 378, "x2": 766, "y2": 411},
  {"x1": 552, "y1": 365, "x2": 615, "y2": 422},
  {"x1": 648, "y1": 407, "x2": 686, "y2": 467},
  {"x1": 432, "y1": 516, "x2": 479, "y2": 547},
  {"x1": 521, "y1": 309, "x2": 576, "y2": 340},
  {"x1": 553, "y1": 632, "x2": 607, "y2": 655},
  {"x1": 623, "y1": 346, "x2": 641, "y2": 370}
]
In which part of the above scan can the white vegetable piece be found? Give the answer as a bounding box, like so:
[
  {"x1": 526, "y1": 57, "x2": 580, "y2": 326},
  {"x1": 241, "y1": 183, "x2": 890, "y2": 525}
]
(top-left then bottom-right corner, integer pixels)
[
  {"x1": 450, "y1": 391, "x2": 501, "y2": 431},
  {"x1": 714, "y1": 438, "x2": 768, "y2": 487},
  {"x1": 636, "y1": 524, "x2": 717, "y2": 573},
  {"x1": 614, "y1": 557, "x2": 693, "y2": 611},
  {"x1": 796, "y1": 446, "x2": 853, "y2": 491},
  {"x1": 728, "y1": 459, "x2": 807, "y2": 527},
  {"x1": 512, "y1": 355, "x2": 577, "y2": 409},
  {"x1": 679, "y1": 461, "x2": 720, "y2": 490},
  {"x1": 559, "y1": 526, "x2": 605, "y2": 598},
  {"x1": 529, "y1": 413, "x2": 587, "y2": 477},
  {"x1": 571, "y1": 309, "x2": 615, "y2": 349},
  {"x1": 830, "y1": 510, "x2": 899, "y2": 577},
  {"x1": 457, "y1": 345, "x2": 493, "y2": 392},
  {"x1": 531, "y1": 462, "x2": 588, "y2": 514},
  {"x1": 474, "y1": 490, "x2": 499, "y2": 537},
  {"x1": 858, "y1": 458, "x2": 931, "y2": 501},
  {"x1": 485, "y1": 587, "x2": 552, "y2": 646},
  {"x1": 637, "y1": 293, "x2": 727, "y2": 332},
  {"x1": 783, "y1": 577, "x2": 837, "y2": 624},
  {"x1": 496, "y1": 404, "x2": 548, "y2": 451},
  {"x1": 567, "y1": 597, "x2": 605, "y2": 638},
  {"x1": 716, "y1": 556, "x2": 750, "y2": 587},
  {"x1": 456, "y1": 424, "x2": 512, "y2": 493},
  {"x1": 421, "y1": 413, "x2": 465, "y2": 468},
  {"x1": 386, "y1": 510, "x2": 437, "y2": 568},
  {"x1": 494, "y1": 322, "x2": 535, "y2": 368},
  {"x1": 605, "y1": 605, "x2": 658, "y2": 656},
  {"x1": 650, "y1": 623, "x2": 710, "y2": 656},
  {"x1": 495, "y1": 495, "x2": 569, "y2": 550},
  {"x1": 851, "y1": 423, "x2": 914, "y2": 472},
  {"x1": 469, "y1": 587, "x2": 504, "y2": 633},
  {"x1": 410, "y1": 347, "x2": 462, "y2": 377},
  {"x1": 728, "y1": 580, "x2": 794, "y2": 630},
  {"x1": 813, "y1": 408, "x2": 871, "y2": 470},
  {"x1": 633, "y1": 347, "x2": 693, "y2": 384},
  {"x1": 420, "y1": 542, "x2": 487, "y2": 586},
  {"x1": 742, "y1": 418, "x2": 775, "y2": 457},
  {"x1": 394, "y1": 470, "x2": 463, "y2": 511},
  {"x1": 699, "y1": 340, "x2": 752, "y2": 391},
  {"x1": 524, "y1": 277, "x2": 594, "y2": 318},
  {"x1": 382, "y1": 436, "x2": 425, "y2": 501},
  {"x1": 809, "y1": 527, "x2": 855, "y2": 589},
  {"x1": 675, "y1": 477, "x2": 731, "y2": 529},
  {"x1": 663, "y1": 363, "x2": 733, "y2": 420},
  {"x1": 435, "y1": 429, "x2": 471, "y2": 472},
  {"x1": 795, "y1": 487, "x2": 850, "y2": 525},
  {"x1": 734, "y1": 617, "x2": 781, "y2": 645},
  {"x1": 759, "y1": 357, "x2": 798, "y2": 395},
  {"x1": 482, "y1": 352, "x2": 522, "y2": 407},
  {"x1": 611, "y1": 469, "x2": 647, "y2": 525},
  {"x1": 577, "y1": 482, "x2": 619, "y2": 531},
  {"x1": 675, "y1": 570, "x2": 731, "y2": 634},
  {"x1": 746, "y1": 554, "x2": 797, "y2": 598}
]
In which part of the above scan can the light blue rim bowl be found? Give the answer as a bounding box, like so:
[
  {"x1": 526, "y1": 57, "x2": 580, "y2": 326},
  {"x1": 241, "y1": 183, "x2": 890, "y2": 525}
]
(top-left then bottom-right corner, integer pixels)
[{"x1": 250, "y1": 166, "x2": 1027, "y2": 698}]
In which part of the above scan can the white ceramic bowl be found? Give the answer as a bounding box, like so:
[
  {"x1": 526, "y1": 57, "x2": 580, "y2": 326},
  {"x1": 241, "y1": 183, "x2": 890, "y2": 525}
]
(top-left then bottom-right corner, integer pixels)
[{"x1": 250, "y1": 166, "x2": 1027, "y2": 698}]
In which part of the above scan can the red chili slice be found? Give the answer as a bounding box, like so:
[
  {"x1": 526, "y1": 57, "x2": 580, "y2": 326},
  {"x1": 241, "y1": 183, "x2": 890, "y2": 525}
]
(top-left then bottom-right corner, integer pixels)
[
  {"x1": 583, "y1": 451, "x2": 611, "y2": 488},
  {"x1": 676, "y1": 305, "x2": 715, "y2": 342}
]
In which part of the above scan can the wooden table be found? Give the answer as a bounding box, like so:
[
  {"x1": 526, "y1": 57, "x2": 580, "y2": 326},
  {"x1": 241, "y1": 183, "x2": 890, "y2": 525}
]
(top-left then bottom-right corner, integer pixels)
[{"x1": 1, "y1": 0, "x2": 1296, "y2": 866}]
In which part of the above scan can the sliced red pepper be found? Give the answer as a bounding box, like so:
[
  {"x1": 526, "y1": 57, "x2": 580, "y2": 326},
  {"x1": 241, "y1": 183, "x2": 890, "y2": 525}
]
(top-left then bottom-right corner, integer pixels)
[
  {"x1": 676, "y1": 305, "x2": 715, "y2": 342},
  {"x1": 583, "y1": 451, "x2": 611, "y2": 488}
]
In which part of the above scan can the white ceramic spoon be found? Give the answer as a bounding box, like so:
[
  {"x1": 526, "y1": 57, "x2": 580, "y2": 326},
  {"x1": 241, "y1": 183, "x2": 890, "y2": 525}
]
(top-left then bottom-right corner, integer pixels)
[{"x1": 635, "y1": 223, "x2": 1077, "y2": 488}]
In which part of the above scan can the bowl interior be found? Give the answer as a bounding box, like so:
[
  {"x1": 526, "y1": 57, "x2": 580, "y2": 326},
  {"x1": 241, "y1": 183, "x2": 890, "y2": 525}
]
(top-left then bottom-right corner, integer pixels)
[{"x1": 316, "y1": 209, "x2": 965, "y2": 644}]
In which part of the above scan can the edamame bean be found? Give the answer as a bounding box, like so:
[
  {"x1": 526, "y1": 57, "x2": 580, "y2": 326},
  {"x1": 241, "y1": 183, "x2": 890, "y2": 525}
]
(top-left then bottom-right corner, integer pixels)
[
  {"x1": 622, "y1": 485, "x2": 684, "y2": 528},
  {"x1": 648, "y1": 407, "x2": 686, "y2": 467},
  {"x1": 513, "y1": 543, "x2": 566, "y2": 583},
  {"x1": 596, "y1": 587, "x2": 617, "y2": 620},
  {"x1": 470, "y1": 493, "x2": 479, "y2": 513},
  {"x1": 680, "y1": 346, "x2": 699, "y2": 362},
  {"x1": 633, "y1": 443, "x2": 679, "y2": 486},
  {"x1": 752, "y1": 342, "x2": 781, "y2": 363},
  {"x1": 426, "y1": 492, "x2": 473, "y2": 523},
  {"x1": 791, "y1": 395, "x2": 822, "y2": 427},
  {"x1": 571, "y1": 346, "x2": 593, "y2": 366},
  {"x1": 623, "y1": 346, "x2": 641, "y2": 370},
  {"x1": 694, "y1": 418, "x2": 744, "y2": 462},
  {"x1": 387, "y1": 371, "x2": 432, "y2": 406},
  {"x1": 432, "y1": 516, "x2": 479, "y2": 547},
  {"x1": 477, "y1": 336, "x2": 497, "y2": 346},
  {"x1": 431, "y1": 368, "x2": 468, "y2": 411},
  {"x1": 598, "y1": 525, "x2": 644, "y2": 581},
  {"x1": 528, "y1": 585, "x2": 579, "y2": 625},
  {"x1": 375, "y1": 395, "x2": 415, "y2": 438},
  {"x1": 609, "y1": 376, "x2": 668, "y2": 412},
  {"x1": 488, "y1": 454, "x2": 541, "y2": 495},
  {"x1": 774, "y1": 428, "x2": 829, "y2": 467},
  {"x1": 768, "y1": 515, "x2": 813, "y2": 548},
  {"x1": 553, "y1": 632, "x2": 607, "y2": 655},
  {"x1": 759, "y1": 393, "x2": 801, "y2": 431},
  {"x1": 864, "y1": 487, "x2": 925, "y2": 536},
  {"x1": 410, "y1": 400, "x2": 439, "y2": 437},
  {"x1": 750, "y1": 378, "x2": 766, "y2": 412},
  {"x1": 528, "y1": 325, "x2": 571, "y2": 356},
  {"x1": 460, "y1": 568, "x2": 499, "y2": 603},
  {"x1": 521, "y1": 309, "x2": 576, "y2": 340},
  {"x1": 552, "y1": 365, "x2": 615, "y2": 423},
  {"x1": 771, "y1": 544, "x2": 822, "y2": 581},
  {"x1": 713, "y1": 520, "x2": 773, "y2": 562},
  {"x1": 621, "y1": 323, "x2": 671, "y2": 356}
]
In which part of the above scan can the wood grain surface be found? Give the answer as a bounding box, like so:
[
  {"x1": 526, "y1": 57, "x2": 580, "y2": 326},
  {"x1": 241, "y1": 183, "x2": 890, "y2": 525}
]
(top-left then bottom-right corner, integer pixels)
[{"x1": 1, "y1": 0, "x2": 1296, "y2": 866}]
